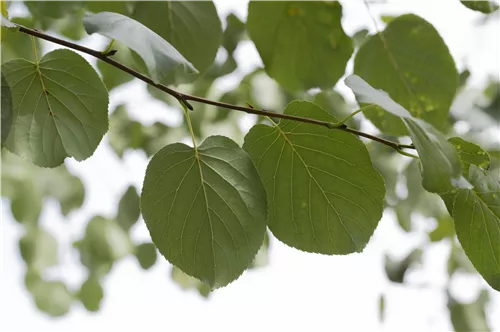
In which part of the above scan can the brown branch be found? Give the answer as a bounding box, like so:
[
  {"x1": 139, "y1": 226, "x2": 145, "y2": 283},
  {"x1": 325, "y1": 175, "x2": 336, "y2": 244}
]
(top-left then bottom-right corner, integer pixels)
[{"x1": 15, "y1": 24, "x2": 416, "y2": 153}]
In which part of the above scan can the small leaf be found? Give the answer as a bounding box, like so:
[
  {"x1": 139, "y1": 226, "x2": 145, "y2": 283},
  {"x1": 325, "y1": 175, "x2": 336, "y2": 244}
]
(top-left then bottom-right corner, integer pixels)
[
  {"x1": 354, "y1": 14, "x2": 458, "y2": 135},
  {"x1": 222, "y1": 13, "x2": 246, "y2": 55},
  {"x1": 247, "y1": 1, "x2": 353, "y2": 91},
  {"x1": 448, "y1": 289, "x2": 491, "y2": 331},
  {"x1": 378, "y1": 294, "x2": 385, "y2": 322},
  {"x1": 132, "y1": 1, "x2": 222, "y2": 74},
  {"x1": 31, "y1": 280, "x2": 72, "y2": 317},
  {"x1": 345, "y1": 75, "x2": 465, "y2": 194},
  {"x1": 243, "y1": 101, "x2": 385, "y2": 254},
  {"x1": 429, "y1": 216, "x2": 455, "y2": 242},
  {"x1": 117, "y1": 185, "x2": 140, "y2": 231},
  {"x1": 134, "y1": 242, "x2": 157, "y2": 270},
  {"x1": 449, "y1": 137, "x2": 491, "y2": 177},
  {"x1": 19, "y1": 228, "x2": 58, "y2": 272},
  {"x1": 83, "y1": 11, "x2": 198, "y2": 85},
  {"x1": 141, "y1": 135, "x2": 267, "y2": 288},
  {"x1": 2, "y1": 49, "x2": 109, "y2": 167},
  {"x1": 460, "y1": 1, "x2": 499, "y2": 13},
  {"x1": 453, "y1": 165, "x2": 500, "y2": 291},
  {"x1": 384, "y1": 248, "x2": 422, "y2": 283},
  {"x1": 78, "y1": 277, "x2": 103, "y2": 312}
]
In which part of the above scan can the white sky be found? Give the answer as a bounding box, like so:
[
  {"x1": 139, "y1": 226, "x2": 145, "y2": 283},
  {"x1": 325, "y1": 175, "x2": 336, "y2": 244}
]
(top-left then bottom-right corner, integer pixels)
[{"x1": 1, "y1": 1, "x2": 500, "y2": 332}]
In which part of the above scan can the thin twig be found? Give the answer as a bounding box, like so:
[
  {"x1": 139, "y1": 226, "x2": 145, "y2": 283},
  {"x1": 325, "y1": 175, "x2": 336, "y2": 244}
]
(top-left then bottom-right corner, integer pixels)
[{"x1": 15, "y1": 24, "x2": 416, "y2": 152}]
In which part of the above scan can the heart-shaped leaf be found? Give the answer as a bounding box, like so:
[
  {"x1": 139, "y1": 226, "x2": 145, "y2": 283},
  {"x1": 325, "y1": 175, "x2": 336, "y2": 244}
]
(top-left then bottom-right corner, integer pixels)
[
  {"x1": 1, "y1": 49, "x2": 109, "y2": 167},
  {"x1": 141, "y1": 135, "x2": 267, "y2": 288},
  {"x1": 243, "y1": 101, "x2": 385, "y2": 254},
  {"x1": 83, "y1": 11, "x2": 198, "y2": 85}
]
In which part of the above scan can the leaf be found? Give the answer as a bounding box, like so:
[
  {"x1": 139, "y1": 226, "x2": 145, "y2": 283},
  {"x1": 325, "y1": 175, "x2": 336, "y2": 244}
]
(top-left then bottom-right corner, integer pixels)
[
  {"x1": 247, "y1": 1, "x2": 353, "y2": 91},
  {"x1": 460, "y1": 1, "x2": 499, "y2": 13},
  {"x1": 449, "y1": 137, "x2": 491, "y2": 177},
  {"x1": 132, "y1": 1, "x2": 222, "y2": 74},
  {"x1": 78, "y1": 277, "x2": 103, "y2": 312},
  {"x1": 1, "y1": 72, "x2": 13, "y2": 143},
  {"x1": 117, "y1": 185, "x2": 140, "y2": 232},
  {"x1": 1, "y1": 0, "x2": 8, "y2": 41},
  {"x1": 345, "y1": 75, "x2": 465, "y2": 194},
  {"x1": 85, "y1": 1, "x2": 132, "y2": 15},
  {"x1": 1, "y1": 49, "x2": 109, "y2": 167},
  {"x1": 171, "y1": 266, "x2": 211, "y2": 298},
  {"x1": 354, "y1": 14, "x2": 458, "y2": 135},
  {"x1": 352, "y1": 28, "x2": 369, "y2": 48},
  {"x1": 19, "y1": 228, "x2": 58, "y2": 272},
  {"x1": 378, "y1": 294, "x2": 385, "y2": 322},
  {"x1": 135, "y1": 242, "x2": 157, "y2": 270},
  {"x1": 384, "y1": 248, "x2": 422, "y2": 283},
  {"x1": 141, "y1": 135, "x2": 267, "y2": 288},
  {"x1": 222, "y1": 13, "x2": 246, "y2": 55},
  {"x1": 31, "y1": 280, "x2": 73, "y2": 317},
  {"x1": 448, "y1": 289, "x2": 491, "y2": 332},
  {"x1": 453, "y1": 165, "x2": 500, "y2": 291},
  {"x1": 83, "y1": 11, "x2": 198, "y2": 85},
  {"x1": 312, "y1": 90, "x2": 361, "y2": 129},
  {"x1": 429, "y1": 216, "x2": 455, "y2": 242},
  {"x1": 243, "y1": 101, "x2": 385, "y2": 254},
  {"x1": 96, "y1": 41, "x2": 136, "y2": 90},
  {"x1": 1, "y1": 17, "x2": 40, "y2": 64}
]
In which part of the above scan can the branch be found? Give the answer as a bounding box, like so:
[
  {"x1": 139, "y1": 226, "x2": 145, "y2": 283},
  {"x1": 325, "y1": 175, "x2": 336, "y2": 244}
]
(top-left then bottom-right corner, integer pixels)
[{"x1": 15, "y1": 24, "x2": 416, "y2": 153}]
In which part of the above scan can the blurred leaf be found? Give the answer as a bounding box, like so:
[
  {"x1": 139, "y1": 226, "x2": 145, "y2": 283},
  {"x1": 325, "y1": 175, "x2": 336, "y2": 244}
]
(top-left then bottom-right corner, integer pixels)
[
  {"x1": 171, "y1": 266, "x2": 212, "y2": 298},
  {"x1": 480, "y1": 80, "x2": 500, "y2": 120},
  {"x1": 453, "y1": 165, "x2": 500, "y2": 291},
  {"x1": 141, "y1": 136, "x2": 267, "y2": 289},
  {"x1": 429, "y1": 215, "x2": 455, "y2": 242},
  {"x1": 97, "y1": 41, "x2": 140, "y2": 91},
  {"x1": 25, "y1": 1, "x2": 82, "y2": 29},
  {"x1": 243, "y1": 101, "x2": 385, "y2": 254},
  {"x1": 84, "y1": 11, "x2": 198, "y2": 85},
  {"x1": 247, "y1": 1, "x2": 352, "y2": 91},
  {"x1": 134, "y1": 242, "x2": 157, "y2": 270},
  {"x1": 222, "y1": 13, "x2": 246, "y2": 55},
  {"x1": 460, "y1": 1, "x2": 499, "y2": 13},
  {"x1": 448, "y1": 289, "x2": 491, "y2": 331},
  {"x1": 31, "y1": 280, "x2": 73, "y2": 317},
  {"x1": 78, "y1": 277, "x2": 104, "y2": 312},
  {"x1": 1, "y1": 0, "x2": 8, "y2": 41},
  {"x1": 19, "y1": 228, "x2": 58, "y2": 272},
  {"x1": 380, "y1": 15, "x2": 396, "y2": 24},
  {"x1": 354, "y1": 14, "x2": 458, "y2": 135},
  {"x1": 312, "y1": 90, "x2": 360, "y2": 129},
  {"x1": 2, "y1": 150, "x2": 85, "y2": 223},
  {"x1": 132, "y1": 1, "x2": 222, "y2": 76},
  {"x1": 448, "y1": 240, "x2": 477, "y2": 276},
  {"x1": 352, "y1": 28, "x2": 369, "y2": 48},
  {"x1": 384, "y1": 248, "x2": 422, "y2": 283},
  {"x1": 24, "y1": 268, "x2": 41, "y2": 292},
  {"x1": 379, "y1": 294, "x2": 386, "y2": 322},
  {"x1": 459, "y1": 69, "x2": 471, "y2": 88},
  {"x1": 117, "y1": 185, "x2": 140, "y2": 232}
]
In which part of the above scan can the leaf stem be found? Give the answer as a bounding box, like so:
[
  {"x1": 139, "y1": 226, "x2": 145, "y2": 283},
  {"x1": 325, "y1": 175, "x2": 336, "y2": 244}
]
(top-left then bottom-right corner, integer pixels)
[
  {"x1": 180, "y1": 100, "x2": 199, "y2": 156},
  {"x1": 15, "y1": 24, "x2": 417, "y2": 154},
  {"x1": 30, "y1": 35, "x2": 38, "y2": 64}
]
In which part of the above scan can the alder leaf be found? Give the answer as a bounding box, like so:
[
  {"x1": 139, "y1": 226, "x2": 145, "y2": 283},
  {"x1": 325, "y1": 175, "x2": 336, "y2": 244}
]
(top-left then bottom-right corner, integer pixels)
[
  {"x1": 1, "y1": 49, "x2": 109, "y2": 167},
  {"x1": 247, "y1": 1, "x2": 352, "y2": 91},
  {"x1": 83, "y1": 11, "x2": 198, "y2": 85},
  {"x1": 243, "y1": 101, "x2": 385, "y2": 254},
  {"x1": 453, "y1": 165, "x2": 500, "y2": 291},
  {"x1": 141, "y1": 135, "x2": 267, "y2": 288},
  {"x1": 345, "y1": 74, "x2": 466, "y2": 194},
  {"x1": 354, "y1": 14, "x2": 458, "y2": 135}
]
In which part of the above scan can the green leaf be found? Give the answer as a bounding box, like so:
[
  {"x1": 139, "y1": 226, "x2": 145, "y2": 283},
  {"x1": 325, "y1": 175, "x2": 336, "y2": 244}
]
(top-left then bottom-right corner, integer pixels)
[
  {"x1": 460, "y1": 1, "x2": 499, "y2": 13},
  {"x1": 132, "y1": 1, "x2": 222, "y2": 75},
  {"x1": 449, "y1": 137, "x2": 491, "y2": 177},
  {"x1": 354, "y1": 14, "x2": 458, "y2": 135},
  {"x1": 83, "y1": 11, "x2": 198, "y2": 85},
  {"x1": 1, "y1": 49, "x2": 109, "y2": 167},
  {"x1": 453, "y1": 165, "x2": 500, "y2": 291},
  {"x1": 171, "y1": 266, "x2": 211, "y2": 298},
  {"x1": 141, "y1": 135, "x2": 267, "y2": 288},
  {"x1": 448, "y1": 289, "x2": 491, "y2": 332},
  {"x1": 78, "y1": 277, "x2": 103, "y2": 312},
  {"x1": 32, "y1": 280, "x2": 73, "y2": 317},
  {"x1": 312, "y1": 90, "x2": 360, "y2": 129},
  {"x1": 1, "y1": 0, "x2": 8, "y2": 41},
  {"x1": 247, "y1": 1, "x2": 353, "y2": 91},
  {"x1": 384, "y1": 248, "x2": 422, "y2": 283},
  {"x1": 134, "y1": 242, "x2": 157, "y2": 270},
  {"x1": 352, "y1": 28, "x2": 369, "y2": 48},
  {"x1": 96, "y1": 41, "x2": 136, "y2": 91},
  {"x1": 1, "y1": 72, "x2": 13, "y2": 143},
  {"x1": 19, "y1": 228, "x2": 58, "y2": 272},
  {"x1": 117, "y1": 185, "x2": 140, "y2": 231},
  {"x1": 345, "y1": 75, "x2": 465, "y2": 193},
  {"x1": 243, "y1": 101, "x2": 385, "y2": 254},
  {"x1": 222, "y1": 13, "x2": 246, "y2": 55},
  {"x1": 85, "y1": 1, "x2": 131, "y2": 15},
  {"x1": 378, "y1": 294, "x2": 386, "y2": 322}
]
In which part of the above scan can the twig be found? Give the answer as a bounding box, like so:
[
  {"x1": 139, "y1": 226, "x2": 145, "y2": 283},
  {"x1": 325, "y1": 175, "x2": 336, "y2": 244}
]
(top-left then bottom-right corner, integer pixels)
[{"x1": 15, "y1": 24, "x2": 416, "y2": 153}]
